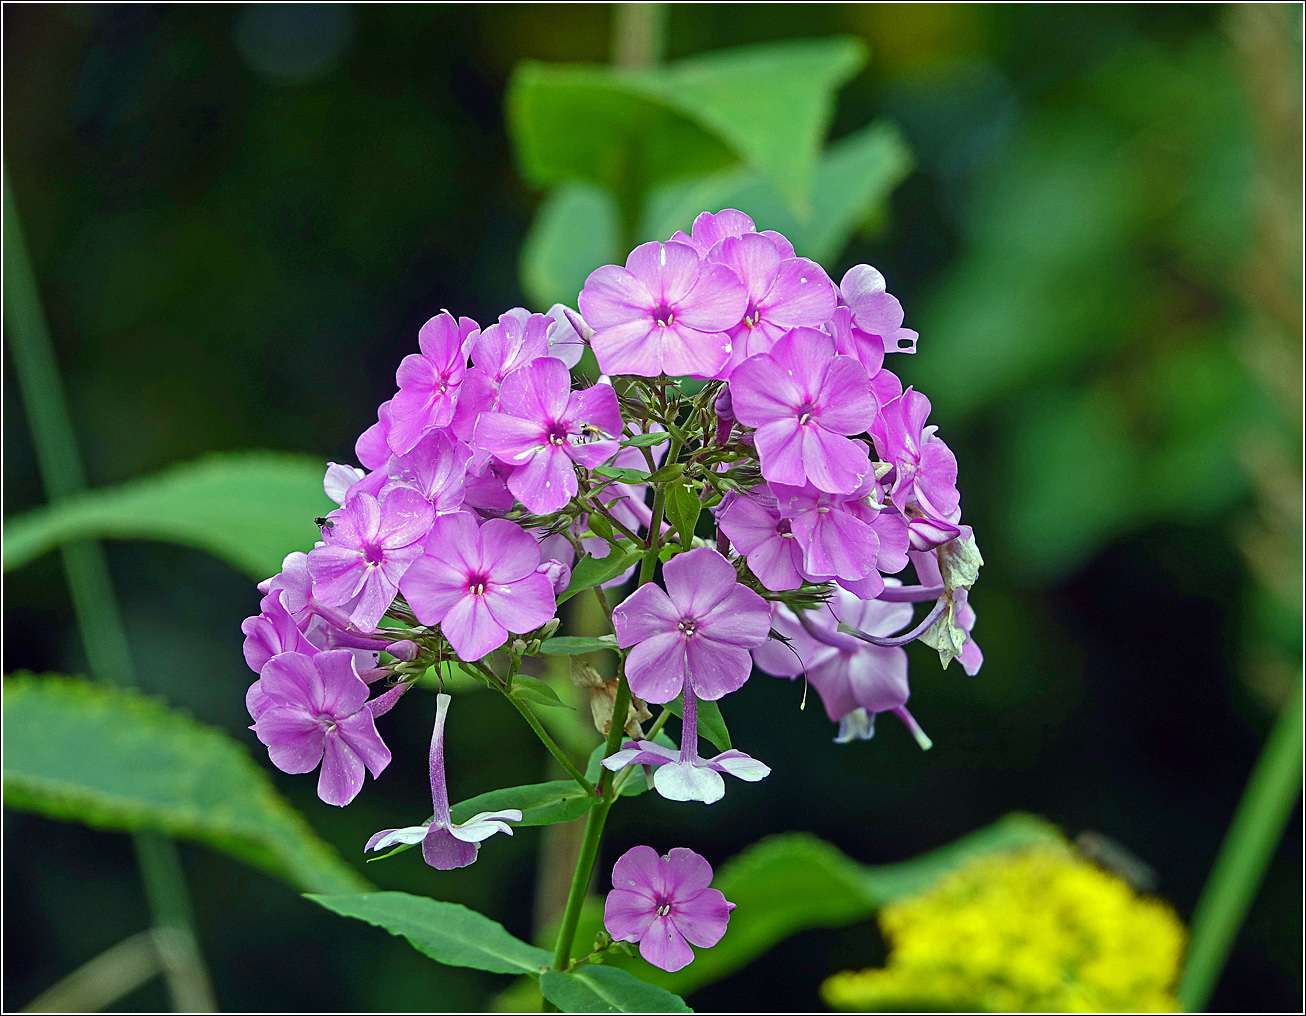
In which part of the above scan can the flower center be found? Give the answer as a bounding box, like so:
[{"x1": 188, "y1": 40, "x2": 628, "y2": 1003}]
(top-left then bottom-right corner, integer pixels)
[
  {"x1": 655, "y1": 901, "x2": 672, "y2": 917},
  {"x1": 797, "y1": 402, "x2": 816, "y2": 426},
  {"x1": 776, "y1": 518, "x2": 794, "y2": 539},
  {"x1": 677, "y1": 617, "x2": 698, "y2": 638},
  {"x1": 467, "y1": 574, "x2": 489, "y2": 596},
  {"x1": 653, "y1": 304, "x2": 674, "y2": 327},
  {"x1": 363, "y1": 543, "x2": 385, "y2": 566},
  {"x1": 546, "y1": 421, "x2": 569, "y2": 446},
  {"x1": 743, "y1": 304, "x2": 760, "y2": 329}
]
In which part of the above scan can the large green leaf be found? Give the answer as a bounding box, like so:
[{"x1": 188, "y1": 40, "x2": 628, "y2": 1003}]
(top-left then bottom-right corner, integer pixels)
[
  {"x1": 2, "y1": 452, "x2": 330, "y2": 580},
  {"x1": 520, "y1": 183, "x2": 620, "y2": 310},
  {"x1": 643, "y1": 119, "x2": 913, "y2": 264},
  {"x1": 556, "y1": 813, "x2": 1062, "y2": 994},
  {"x1": 2, "y1": 674, "x2": 367, "y2": 894},
  {"x1": 308, "y1": 892, "x2": 550, "y2": 975},
  {"x1": 541, "y1": 966, "x2": 692, "y2": 1013},
  {"x1": 509, "y1": 38, "x2": 867, "y2": 213},
  {"x1": 451, "y1": 780, "x2": 596, "y2": 828}
]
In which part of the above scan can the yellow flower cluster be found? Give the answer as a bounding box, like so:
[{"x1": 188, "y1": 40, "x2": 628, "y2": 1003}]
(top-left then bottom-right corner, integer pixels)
[{"x1": 822, "y1": 845, "x2": 1187, "y2": 1013}]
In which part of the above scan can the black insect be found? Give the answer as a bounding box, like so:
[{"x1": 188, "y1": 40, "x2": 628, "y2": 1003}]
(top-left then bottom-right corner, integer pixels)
[{"x1": 314, "y1": 516, "x2": 335, "y2": 531}]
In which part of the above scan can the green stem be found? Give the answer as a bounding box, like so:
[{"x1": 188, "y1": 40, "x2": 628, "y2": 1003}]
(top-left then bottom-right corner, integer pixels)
[
  {"x1": 639, "y1": 440, "x2": 680, "y2": 585},
  {"x1": 549, "y1": 797, "x2": 614, "y2": 974},
  {"x1": 1177, "y1": 672, "x2": 1303, "y2": 1011},
  {"x1": 4, "y1": 169, "x2": 217, "y2": 1012},
  {"x1": 506, "y1": 693, "x2": 597, "y2": 797}
]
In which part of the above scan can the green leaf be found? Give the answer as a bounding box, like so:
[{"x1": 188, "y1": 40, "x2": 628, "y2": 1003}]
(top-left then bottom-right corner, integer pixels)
[
  {"x1": 643, "y1": 119, "x2": 913, "y2": 265},
  {"x1": 511, "y1": 674, "x2": 572, "y2": 710},
  {"x1": 2, "y1": 674, "x2": 367, "y2": 894},
  {"x1": 520, "y1": 183, "x2": 619, "y2": 310},
  {"x1": 2, "y1": 452, "x2": 332, "y2": 580},
  {"x1": 664, "y1": 694, "x2": 731, "y2": 751},
  {"x1": 593, "y1": 466, "x2": 651, "y2": 483},
  {"x1": 538, "y1": 636, "x2": 619, "y2": 657},
  {"x1": 620, "y1": 431, "x2": 671, "y2": 448},
  {"x1": 308, "y1": 892, "x2": 551, "y2": 975},
  {"x1": 508, "y1": 62, "x2": 737, "y2": 201},
  {"x1": 451, "y1": 780, "x2": 596, "y2": 827},
  {"x1": 559, "y1": 550, "x2": 642, "y2": 604},
  {"x1": 664, "y1": 481, "x2": 702, "y2": 550},
  {"x1": 645, "y1": 462, "x2": 685, "y2": 484},
  {"x1": 540, "y1": 966, "x2": 692, "y2": 1013},
  {"x1": 657, "y1": 37, "x2": 866, "y2": 211},
  {"x1": 553, "y1": 813, "x2": 1063, "y2": 991}
]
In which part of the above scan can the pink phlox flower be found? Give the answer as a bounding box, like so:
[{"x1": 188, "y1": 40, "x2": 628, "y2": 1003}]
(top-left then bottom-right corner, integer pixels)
[
  {"x1": 752, "y1": 588, "x2": 931, "y2": 747},
  {"x1": 308, "y1": 485, "x2": 434, "y2": 632},
  {"x1": 670, "y1": 208, "x2": 796, "y2": 260},
  {"x1": 242, "y1": 592, "x2": 318, "y2": 678},
  {"x1": 579, "y1": 240, "x2": 748, "y2": 378},
  {"x1": 770, "y1": 481, "x2": 883, "y2": 588},
  {"x1": 827, "y1": 306, "x2": 907, "y2": 409},
  {"x1": 717, "y1": 486, "x2": 804, "y2": 592},
  {"x1": 604, "y1": 845, "x2": 735, "y2": 973},
  {"x1": 389, "y1": 312, "x2": 470, "y2": 455},
  {"x1": 474, "y1": 358, "x2": 621, "y2": 513},
  {"x1": 729, "y1": 327, "x2": 876, "y2": 494},
  {"x1": 462, "y1": 457, "x2": 516, "y2": 517},
  {"x1": 840, "y1": 264, "x2": 918, "y2": 356},
  {"x1": 252, "y1": 649, "x2": 391, "y2": 806},
  {"x1": 543, "y1": 304, "x2": 588, "y2": 368},
  {"x1": 349, "y1": 432, "x2": 471, "y2": 516},
  {"x1": 871, "y1": 387, "x2": 961, "y2": 523},
  {"x1": 324, "y1": 462, "x2": 367, "y2": 506},
  {"x1": 603, "y1": 675, "x2": 770, "y2": 804},
  {"x1": 451, "y1": 309, "x2": 554, "y2": 437},
  {"x1": 365, "y1": 692, "x2": 521, "y2": 869},
  {"x1": 712, "y1": 232, "x2": 837, "y2": 377},
  {"x1": 611, "y1": 547, "x2": 770, "y2": 703},
  {"x1": 910, "y1": 549, "x2": 982, "y2": 675},
  {"x1": 399, "y1": 512, "x2": 557, "y2": 661},
  {"x1": 355, "y1": 400, "x2": 394, "y2": 471}
]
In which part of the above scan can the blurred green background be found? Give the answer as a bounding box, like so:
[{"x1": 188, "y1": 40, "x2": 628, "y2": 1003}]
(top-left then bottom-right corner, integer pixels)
[{"x1": 4, "y1": 3, "x2": 1301, "y2": 1011}]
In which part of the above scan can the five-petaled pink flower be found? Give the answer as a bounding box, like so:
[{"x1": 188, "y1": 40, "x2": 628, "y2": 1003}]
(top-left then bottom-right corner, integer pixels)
[
  {"x1": 729, "y1": 327, "x2": 876, "y2": 494},
  {"x1": 389, "y1": 312, "x2": 472, "y2": 455},
  {"x1": 579, "y1": 240, "x2": 747, "y2": 378},
  {"x1": 603, "y1": 845, "x2": 735, "y2": 973},
  {"x1": 399, "y1": 512, "x2": 557, "y2": 660},
  {"x1": 611, "y1": 547, "x2": 770, "y2": 704}
]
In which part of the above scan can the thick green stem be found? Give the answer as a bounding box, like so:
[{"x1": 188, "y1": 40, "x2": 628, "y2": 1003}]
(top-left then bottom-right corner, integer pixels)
[
  {"x1": 4, "y1": 170, "x2": 217, "y2": 1011},
  {"x1": 507, "y1": 694, "x2": 596, "y2": 797},
  {"x1": 1177, "y1": 672, "x2": 1303, "y2": 1011},
  {"x1": 549, "y1": 797, "x2": 614, "y2": 974}
]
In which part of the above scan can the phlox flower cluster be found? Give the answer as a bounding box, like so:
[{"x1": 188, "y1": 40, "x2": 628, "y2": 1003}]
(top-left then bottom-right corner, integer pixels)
[{"x1": 238, "y1": 208, "x2": 983, "y2": 973}]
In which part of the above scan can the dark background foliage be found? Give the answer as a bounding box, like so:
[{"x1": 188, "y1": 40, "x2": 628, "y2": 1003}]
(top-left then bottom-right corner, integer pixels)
[{"x1": 4, "y1": 4, "x2": 1300, "y2": 1012}]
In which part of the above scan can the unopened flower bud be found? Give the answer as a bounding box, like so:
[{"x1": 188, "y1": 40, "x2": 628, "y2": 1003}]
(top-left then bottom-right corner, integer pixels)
[
  {"x1": 538, "y1": 618, "x2": 560, "y2": 640},
  {"x1": 713, "y1": 387, "x2": 735, "y2": 422},
  {"x1": 536, "y1": 559, "x2": 572, "y2": 595},
  {"x1": 384, "y1": 639, "x2": 419, "y2": 662}
]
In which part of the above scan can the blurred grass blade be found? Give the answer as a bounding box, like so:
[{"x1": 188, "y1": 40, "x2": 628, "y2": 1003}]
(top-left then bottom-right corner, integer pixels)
[
  {"x1": 540, "y1": 966, "x2": 692, "y2": 1013},
  {"x1": 309, "y1": 892, "x2": 552, "y2": 974},
  {"x1": 3, "y1": 674, "x2": 369, "y2": 895},
  {"x1": 1178, "y1": 673, "x2": 1303, "y2": 1011},
  {"x1": 2, "y1": 451, "x2": 333, "y2": 580},
  {"x1": 22, "y1": 930, "x2": 163, "y2": 1013}
]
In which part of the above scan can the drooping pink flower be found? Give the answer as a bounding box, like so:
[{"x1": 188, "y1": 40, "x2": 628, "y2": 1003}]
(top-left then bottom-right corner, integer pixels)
[
  {"x1": 251, "y1": 650, "x2": 391, "y2": 806},
  {"x1": 603, "y1": 845, "x2": 735, "y2": 973},
  {"x1": 611, "y1": 547, "x2": 770, "y2": 703},
  {"x1": 365, "y1": 692, "x2": 520, "y2": 869},
  {"x1": 716, "y1": 487, "x2": 804, "y2": 591},
  {"x1": 308, "y1": 486, "x2": 434, "y2": 632},
  {"x1": 839, "y1": 264, "x2": 918, "y2": 356},
  {"x1": 752, "y1": 588, "x2": 932, "y2": 747},
  {"x1": 474, "y1": 358, "x2": 621, "y2": 513},
  {"x1": 712, "y1": 232, "x2": 837, "y2": 376},
  {"x1": 388, "y1": 312, "x2": 470, "y2": 455},
  {"x1": 399, "y1": 513, "x2": 557, "y2": 661},
  {"x1": 729, "y1": 327, "x2": 876, "y2": 494},
  {"x1": 871, "y1": 387, "x2": 961, "y2": 523},
  {"x1": 579, "y1": 241, "x2": 747, "y2": 378},
  {"x1": 242, "y1": 592, "x2": 318, "y2": 677}
]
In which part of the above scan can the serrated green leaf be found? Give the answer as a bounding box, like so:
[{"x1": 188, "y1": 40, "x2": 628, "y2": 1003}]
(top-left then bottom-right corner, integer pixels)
[
  {"x1": 540, "y1": 966, "x2": 692, "y2": 1013},
  {"x1": 559, "y1": 550, "x2": 642, "y2": 604},
  {"x1": 308, "y1": 892, "x2": 550, "y2": 975},
  {"x1": 664, "y1": 481, "x2": 702, "y2": 550},
  {"x1": 643, "y1": 119, "x2": 914, "y2": 265},
  {"x1": 511, "y1": 674, "x2": 572, "y2": 710},
  {"x1": 665, "y1": 693, "x2": 731, "y2": 751},
  {"x1": 538, "y1": 636, "x2": 619, "y2": 657},
  {"x1": 620, "y1": 431, "x2": 672, "y2": 448},
  {"x1": 520, "y1": 183, "x2": 620, "y2": 310},
  {"x1": 2, "y1": 452, "x2": 331, "y2": 580},
  {"x1": 2, "y1": 674, "x2": 367, "y2": 894}
]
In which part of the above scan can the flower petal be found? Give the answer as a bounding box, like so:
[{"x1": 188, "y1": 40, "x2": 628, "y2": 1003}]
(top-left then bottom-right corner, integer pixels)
[
  {"x1": 639, "y1": 914, "x2": 696, "y2": 973},
  {"x1": 611, "y1": 582, "x2": 680, "y2": 645},
  {"x1": 366, "y1": 824, "x2": 430, "y2": 852},
  {"x1": 604, "y1": 888, "x2": 657, "y2": 942},
  {"x1": 653, "y1": 761, "x2": 725, "y2": 804},
  {"x1": 422, "y1": 825, "x2": 480, "y2": 869},
  {"x1": 671, "y1": 887, "x2": 734, "y2": 949},
  {"x1": 482, "y1": 572, "x2": 556, "y2": 635},
  {"x1": 624, "y1": 630, "x2": 688, "y2": 704},
  {"x1": 661, "y1": 846, "x2": 714, "y2": 900},
  {"x1": 611, "y1": 844, "x2": 664, "y2": 898},
  {"x1": 685, "y1": 638, "x2": 754, "y2": 701},
  {"x1": 440, "y1": 593, "x2": 509, "y2": 661},
  {"x1": 317, "y1": 731, "x2": 366, "y2": 806}
]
